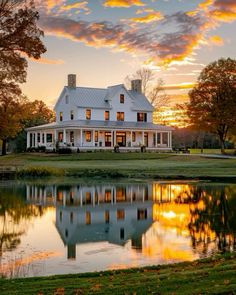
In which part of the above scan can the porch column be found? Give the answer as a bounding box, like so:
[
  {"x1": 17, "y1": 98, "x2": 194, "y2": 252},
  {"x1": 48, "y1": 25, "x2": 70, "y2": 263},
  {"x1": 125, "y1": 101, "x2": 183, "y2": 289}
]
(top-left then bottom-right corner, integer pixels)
[
  {"x1": 54, "y1": 130, "x2": 57, "y2": 144},
  {"x1": 80, "y1": 129, "x2": 83, "y2": 147},
  {"x1": 35, "y1": 132, "x2": 38, "y2": 147},
  {"x1": 114, "y1": 130, "x2": 116, "y2": 146},
  {"x1": 27, "y1": 132, "x2": 30, "y2": 148},
  {"x1": 169, "y1": 131, "x2": 172, "y2": 149},
  {"x1": 160, "y1": 132, "x2": 163, "y2": 145},
  {"x1": 44, "y1": 132, "x2": 47, "y2": 146},
  {"x1": 156, "y1": 131, "x2": 158, "y2": 148},
  {"x1": 63, "y1": 129, "x2": 66, "y2": 144},
  {"x1": 92, "y1": 130, "x2": 95, "y2": 147}
]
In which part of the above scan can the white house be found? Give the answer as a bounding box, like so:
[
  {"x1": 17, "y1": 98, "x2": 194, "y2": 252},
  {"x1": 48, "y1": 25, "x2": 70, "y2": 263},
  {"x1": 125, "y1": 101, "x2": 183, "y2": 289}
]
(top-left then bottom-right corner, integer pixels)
[{"x1": 26, "y1": 74, "x2": 173, "y2": 151}]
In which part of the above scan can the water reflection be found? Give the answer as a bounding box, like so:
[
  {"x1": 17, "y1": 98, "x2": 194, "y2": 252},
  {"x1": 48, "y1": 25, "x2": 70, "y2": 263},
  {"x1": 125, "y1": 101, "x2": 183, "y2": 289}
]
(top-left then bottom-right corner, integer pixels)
[{"x1": 1, "y1": 181, "x2": 236, "y2": 278}]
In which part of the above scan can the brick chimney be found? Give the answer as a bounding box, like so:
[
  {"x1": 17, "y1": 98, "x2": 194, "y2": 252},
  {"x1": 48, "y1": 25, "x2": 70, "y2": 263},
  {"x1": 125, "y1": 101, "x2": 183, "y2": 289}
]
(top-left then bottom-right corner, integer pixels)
[
  {"x1": 68, "y1": 74, "x2": 76, "y2": 88},
  {"x1": 131, "y1": 79, "x2": 142, "y2": 94}
]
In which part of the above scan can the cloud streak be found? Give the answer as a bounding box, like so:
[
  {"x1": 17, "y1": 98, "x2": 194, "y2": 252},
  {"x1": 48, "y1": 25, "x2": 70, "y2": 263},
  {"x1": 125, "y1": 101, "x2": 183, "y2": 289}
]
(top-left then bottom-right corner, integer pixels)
[{"x1": 103, "y1": 0, "x2": 145, "y2": 8}]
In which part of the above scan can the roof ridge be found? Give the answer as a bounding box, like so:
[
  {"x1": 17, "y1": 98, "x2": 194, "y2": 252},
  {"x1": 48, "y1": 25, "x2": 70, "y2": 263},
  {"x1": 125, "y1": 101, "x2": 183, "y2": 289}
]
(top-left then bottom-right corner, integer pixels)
[{"x1": 66, "y1": 86, "x2": 107, "y2": 91}]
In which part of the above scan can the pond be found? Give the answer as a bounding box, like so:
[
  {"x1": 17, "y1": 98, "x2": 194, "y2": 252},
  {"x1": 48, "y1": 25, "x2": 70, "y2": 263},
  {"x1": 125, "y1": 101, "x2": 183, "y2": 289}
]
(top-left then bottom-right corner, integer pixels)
[{"x1": 0, "y1": 179, "x2": 236, "y2": 278}]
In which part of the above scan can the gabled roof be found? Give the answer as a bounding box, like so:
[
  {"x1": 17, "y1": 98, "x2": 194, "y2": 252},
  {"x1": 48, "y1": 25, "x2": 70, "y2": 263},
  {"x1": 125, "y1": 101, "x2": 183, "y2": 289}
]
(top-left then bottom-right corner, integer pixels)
[{"x1": 55, "y1": 84, "x2": 154, "y2": 112}]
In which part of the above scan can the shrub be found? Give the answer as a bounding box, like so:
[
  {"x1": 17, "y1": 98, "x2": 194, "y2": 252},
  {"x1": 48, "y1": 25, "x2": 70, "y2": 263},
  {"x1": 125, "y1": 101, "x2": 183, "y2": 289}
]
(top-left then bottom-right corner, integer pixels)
[
  {"x1": 58, "y1": 147, "x2": 72, "y2": 154},
  {"x1": 17, "y1": 166, "x2": 64, "y2": 178}
]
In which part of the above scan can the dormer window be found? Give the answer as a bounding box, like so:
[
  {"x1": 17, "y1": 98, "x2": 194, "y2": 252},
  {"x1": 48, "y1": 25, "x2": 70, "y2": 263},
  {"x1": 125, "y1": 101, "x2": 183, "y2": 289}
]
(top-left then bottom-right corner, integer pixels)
[
  {"x1": 70, "y1": 110, "x2": 74, "y2": 120},
  {"x1": 120, "y1": 94, "x2": 124, "y2": 104},
  {"x1": 86, "y1": 109, "x2": 91, "y2": 120},
  {"x1": 104, "y1": 111, "x2": 110, "y2": 121},
  {"x1": 59, "y1": 112, "x2": 63, "y2": 121},
  {"x1": 65, "y1": 95, "x2": 69, "y2": 104}
]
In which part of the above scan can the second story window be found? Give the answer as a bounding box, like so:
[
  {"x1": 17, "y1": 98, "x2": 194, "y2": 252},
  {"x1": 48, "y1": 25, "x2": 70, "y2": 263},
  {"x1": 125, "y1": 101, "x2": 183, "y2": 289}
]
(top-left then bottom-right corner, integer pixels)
[
  {"x1": 137, "y1": 112, "x2": 147, "y2": 122},
  {"x1": 104, "y1": 111, "x2": 110, "y2": 121},
  {"x1": 59, "y1": 112, "x2": 63, "y2": 121},
  {"x1": 117, "y1": 112, "x2": 124, "y2": 121},
  {"x1": 70, "y1": 110, "x2": 74, "y2": 120},
  {"x1": 120, "y1": 94, "x2": 124, "y2": 104},
  {"x1": 65, "y1": 95, "x2": 69, "y2": 104},
  {"x1": 86, "y1": 109, "x2": 91, "y2": 120}
]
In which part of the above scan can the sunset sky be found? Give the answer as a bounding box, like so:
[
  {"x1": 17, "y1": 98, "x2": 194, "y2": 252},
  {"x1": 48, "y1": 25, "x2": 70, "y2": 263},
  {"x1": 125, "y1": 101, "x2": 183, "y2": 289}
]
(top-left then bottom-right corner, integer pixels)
[{"x1": 22, "y1": 0, "x2": 236, "y2": 107}]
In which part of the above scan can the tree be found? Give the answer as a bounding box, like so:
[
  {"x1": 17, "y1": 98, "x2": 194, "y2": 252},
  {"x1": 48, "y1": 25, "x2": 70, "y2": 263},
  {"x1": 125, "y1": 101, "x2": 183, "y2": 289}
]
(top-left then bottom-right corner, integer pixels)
[
  {"x1": 0, "y1": 82, "x2": 30, "y2": 155},
  {"x1": 125, "y1": 68, "x2": 170, "y2": 108},
  {"x1": 187, "y1": 58, "x2": 236, "y2": 153},
  {"x1": 0, "y1": 0, "x2": 46, "y2": 155},
  {"x1": 0, "y1": 0, "x2": 46, "y2": 84},
  {"x1": 9, "y1": 100, "x2": 55, "y2": 153}
]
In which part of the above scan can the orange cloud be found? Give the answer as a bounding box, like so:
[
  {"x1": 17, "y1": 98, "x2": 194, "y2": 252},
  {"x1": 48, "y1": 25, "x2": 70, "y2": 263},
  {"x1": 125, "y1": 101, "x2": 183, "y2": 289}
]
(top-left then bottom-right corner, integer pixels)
[
  {"x1": 30, "y1": 57, "x2": 65, "y2": 65},
  {"x1": 160, "y1": 82, "x2": 197, "y2": 90},
  {"x1": 59, "y1": 1, "x2": 90, "y2": 14},
  {"x1": 129, "y1": 11, "x2": 163, "y2": 23},
  {"x1": 208, "y1": 35, "x2": 224, "y2": 46},
  {"x1": 103, "y1": 0, "x2": 145, "y2": 8}
]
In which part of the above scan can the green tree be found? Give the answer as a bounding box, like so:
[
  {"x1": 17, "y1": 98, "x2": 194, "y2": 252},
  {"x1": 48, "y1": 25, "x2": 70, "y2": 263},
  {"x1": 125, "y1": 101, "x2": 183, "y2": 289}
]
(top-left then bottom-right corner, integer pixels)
[
  {"x1": 0, "y1": 0, "x2": 46, "y2": 155},
  {"x1": 187, "y1": 58, "x2": 236, "y2": 153}
]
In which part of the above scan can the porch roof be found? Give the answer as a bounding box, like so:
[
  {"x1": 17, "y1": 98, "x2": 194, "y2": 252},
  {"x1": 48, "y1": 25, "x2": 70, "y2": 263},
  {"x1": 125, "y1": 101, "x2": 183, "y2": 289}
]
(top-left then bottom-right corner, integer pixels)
[{"x1": 26, "y1": 120, "x2": 173, "y2": 132}]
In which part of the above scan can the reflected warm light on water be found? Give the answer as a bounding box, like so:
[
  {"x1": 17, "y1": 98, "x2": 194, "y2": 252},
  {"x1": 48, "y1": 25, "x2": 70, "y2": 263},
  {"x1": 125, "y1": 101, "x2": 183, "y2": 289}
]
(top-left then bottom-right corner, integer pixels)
[{"x1": 0, "y1": 181, "x2": 236, "y2": 278}]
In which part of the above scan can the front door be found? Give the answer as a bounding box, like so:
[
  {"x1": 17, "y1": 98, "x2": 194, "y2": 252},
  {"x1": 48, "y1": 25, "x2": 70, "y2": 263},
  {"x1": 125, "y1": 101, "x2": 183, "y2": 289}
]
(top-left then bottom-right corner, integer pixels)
[
  {"x1": 105, "y1": 132, "x2": 112, "y2": 147},
  {"x1": 116, "y1": 132, "x2": 126, "y2": 147}
]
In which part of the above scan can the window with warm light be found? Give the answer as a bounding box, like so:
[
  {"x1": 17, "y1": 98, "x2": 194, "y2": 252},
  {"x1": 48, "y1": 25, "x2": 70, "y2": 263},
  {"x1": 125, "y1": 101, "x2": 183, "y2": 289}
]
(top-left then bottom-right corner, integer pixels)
[
  {"x1": 137, "y1": 112, "x2": 147, "y2": 122},
  {"x1": 85, "y1": 131, "x2": 91, "y2": 142},
  {"x1": 70, "y1": 131, "x2": 74, "y2": 143},
  {"x1": 58, "y1": 132, "x2": 63, "y2": 142},
  {"x1": 120, "y1": 94, "x2": 124, "y2": 104},
  {"x1": 137, "y1": 209, "x2": 147, "y2": 220},
  {"x1": 59, "y1": 112, "x2": 63, "y2": 121},
  {"x1": 117, "y1": 209, "x2": 125, "y2": 220},
  {"x1": 104, "y1": 111, "x2": 110, "y2": 121},
  {"x1": 85, "y1": 212, "x2": 91, "y2": 225},
  {"x1": 117, "y1": 112, "x2": 124, "y2": 121},
  {"x1": 105, "y1": 211, "x2": 110, "y2": 224},
  {"x1": 95, "y1": 131, "x2": 98, "y2": 142},
  {"x1": 132, "y1": 132, "x2": 136, "y2": 142},
  {"x1": 86, "y1": 109, "x2": 91, "y2": 120}
]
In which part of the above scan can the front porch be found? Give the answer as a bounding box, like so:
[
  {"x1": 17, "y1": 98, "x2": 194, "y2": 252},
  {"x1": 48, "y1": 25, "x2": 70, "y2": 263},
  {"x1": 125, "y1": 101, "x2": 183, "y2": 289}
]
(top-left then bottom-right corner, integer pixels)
[{"x1": 27, "y1": 128, "x2": 172, "y2": 151}]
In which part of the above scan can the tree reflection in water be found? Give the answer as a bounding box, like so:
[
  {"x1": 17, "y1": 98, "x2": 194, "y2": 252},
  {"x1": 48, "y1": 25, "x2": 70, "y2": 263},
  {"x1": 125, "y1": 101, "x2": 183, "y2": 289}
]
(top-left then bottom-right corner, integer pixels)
[
  {"x1": 0, "y1": 185, "x2": 45, "y2": 257},
  {"x1": 188, "y1": 185, "x2": 236, "y2": 254}
]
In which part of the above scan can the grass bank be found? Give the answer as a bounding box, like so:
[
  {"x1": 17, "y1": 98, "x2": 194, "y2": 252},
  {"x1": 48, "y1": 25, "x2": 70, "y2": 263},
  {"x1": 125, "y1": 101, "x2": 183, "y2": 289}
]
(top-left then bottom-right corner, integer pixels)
[
  {"x1": 0, "y1": 152, "x2": 236, "y2": 180},
  {"x1": 1, "y1": 253, "x2": 236, "y2": 294}
]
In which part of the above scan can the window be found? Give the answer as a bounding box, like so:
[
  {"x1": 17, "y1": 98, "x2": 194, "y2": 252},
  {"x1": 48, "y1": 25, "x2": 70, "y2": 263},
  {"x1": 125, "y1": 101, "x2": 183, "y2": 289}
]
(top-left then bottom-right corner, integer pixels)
[
  {"x1": 46, "y1": 133, "x2": 52, "y2": 143},
  {"x1": 86, "y1": 109, "x2": 91, "y2": 120},
  {"x1": 59, "y1": 211, "x2": 62, "y2": 222},
  {"x1": 137, "y1": 112, "x2": 147, "y2": 122},
  {"x1": 58, "y1": 132, "x2": 63, "y2": 142},
  {"x1": 85, "y1": 212, "x2": 91, "y2": 225},
  {"x1": 104, "y1": 111, "x2": 110, "y2": 121},
  {"x1": 70, "y1": 131, "x2": 74, "y2": 143},
  {"x1": 132, "y1": 132, "x2": 136, "y2": 142},
  {"x1": 117, "y1": 112, "x2": 124, "y2": 121},
  {"x1": 65, "y1": 95, "x2": 69, "y2": 104},
  {"x1": 120, "y1": 228, "x2": 125, "y2": 240},
  {"x1": 37, "y1": 133, "x2": 40, "y2": 143},
  {"x1": 95, "y1": 131, "x2": 98, "y2": 142},
  {"x1": 85, "y1": 131, "x2": 91, "y2": 142},
  {"x1": 70, "y1": 212, "x2": 73, "y2": 224},
  {"x1": 163, "y1": 133, "x2": 168, "y2": 145},
  {"x1": 85, "y1": 192, "x2": 92, "y2": 204},
  {"x1": 70, "y1": 110, "x2": 74, "y2": 120},
  {"x1": 59, "y1": 112, "x2": 63, "y2": 121},
  {"x1": 157, "y1": 133, "x2": 161, "y2": 144},
  {"x1": 120, "y1": 94, "x2": 124, "y2": 104},
  {"x1": 105, "y1": 190, "x2": 111, "y2": 203},
  {"x1": 117, "y1": 209, "x2": 125, "y2": 220},
  {"x1": 137, "y1": 209, "x2": 147, "y2": 220},
  {"x1": 105, "y1": 211, "x2": 110, "y2": 224}
]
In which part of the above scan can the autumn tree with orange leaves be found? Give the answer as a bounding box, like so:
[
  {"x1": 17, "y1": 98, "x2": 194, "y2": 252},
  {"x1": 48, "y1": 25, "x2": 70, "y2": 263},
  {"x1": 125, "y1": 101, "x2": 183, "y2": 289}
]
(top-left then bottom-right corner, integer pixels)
[
  {"x1": 187, "y1": 58, "x2": 236, "y2": 154},
  {"x1": 0, "y1": 0, "x2": 46, "y2": 155}
]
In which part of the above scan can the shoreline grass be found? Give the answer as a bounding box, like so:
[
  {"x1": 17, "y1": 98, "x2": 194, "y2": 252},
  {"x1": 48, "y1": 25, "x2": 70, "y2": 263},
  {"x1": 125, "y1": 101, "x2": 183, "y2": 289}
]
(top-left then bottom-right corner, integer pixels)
[
  {"x1": 1, "y1": 253, "x2": 236, "y2": 294},
  {"x1": 0, "y1": 152, "x2": 236, "y2": 181}
]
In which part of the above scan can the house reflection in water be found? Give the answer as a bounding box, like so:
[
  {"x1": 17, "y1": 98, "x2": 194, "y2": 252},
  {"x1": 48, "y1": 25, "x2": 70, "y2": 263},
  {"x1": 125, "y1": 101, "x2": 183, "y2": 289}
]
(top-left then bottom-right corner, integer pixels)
[{"x1": 26, "y1": 182, "x2": 236, "y2": 261}]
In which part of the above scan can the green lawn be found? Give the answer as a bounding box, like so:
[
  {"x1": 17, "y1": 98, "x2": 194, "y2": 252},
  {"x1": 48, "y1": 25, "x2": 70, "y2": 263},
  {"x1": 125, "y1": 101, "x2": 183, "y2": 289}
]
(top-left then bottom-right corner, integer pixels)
[
  {"x1": 0, "y1": 152, "x2": 236, "y2": 179},
  {"x1": 1, "y1": 254, "x2": 236, "y2": 294}
]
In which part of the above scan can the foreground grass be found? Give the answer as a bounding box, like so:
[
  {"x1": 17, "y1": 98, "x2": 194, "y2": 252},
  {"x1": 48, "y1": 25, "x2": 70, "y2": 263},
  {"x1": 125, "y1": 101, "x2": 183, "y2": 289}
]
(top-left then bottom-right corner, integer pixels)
[
  {"x1": 0, "y1": 152, "x2": 236, "y2": 180},
  {"x1": 1, "y1": 254, "x2": 236, "y2": 294}
]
